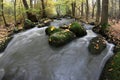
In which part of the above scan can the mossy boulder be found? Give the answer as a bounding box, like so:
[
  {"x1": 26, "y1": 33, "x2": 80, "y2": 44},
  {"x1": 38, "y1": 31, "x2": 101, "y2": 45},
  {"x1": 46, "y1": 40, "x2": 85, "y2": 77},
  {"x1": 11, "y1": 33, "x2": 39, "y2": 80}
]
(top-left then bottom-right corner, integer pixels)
[
  {"x1": 24, "y1": 19, "x2": 36, "y2": 29},
  {"x1": 69, "y1": 22, "x2": 87, "y2": 37},
  {"x1": 49, "y1": 30, "x2": 75, "y2": 47},
  {"x1": 45, "y1": 26, "x2": 63, "y2": 35},
  {"x1": 0, "y1": 37, "x2": 13, "y2": 53},
  {"x1": 88, "y1": 36, "x2": 107, "y2": 54},
  {"x1": 114, "y1": 45, "x2": 120, "y2": 53}
]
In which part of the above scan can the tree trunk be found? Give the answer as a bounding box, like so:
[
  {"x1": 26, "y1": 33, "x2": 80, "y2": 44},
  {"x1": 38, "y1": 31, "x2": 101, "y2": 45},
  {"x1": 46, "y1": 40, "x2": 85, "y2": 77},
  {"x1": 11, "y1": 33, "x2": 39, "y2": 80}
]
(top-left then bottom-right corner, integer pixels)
[
  {"x1": 71, "y1": 2, "x2": 76, "y2": 17},
  {"x1": 14, "y1": 0, "x2": 16, "y2": 25},
  {"x1": 1, "y1": 0, "x2": 8, "y2": 26},
  {"x1": 101, "y1": 0, "x2": 109, "y2": 25},
  {"x1": 92, "y1": 0, "x2": 96, "y2": 19},
  {"x1": 41, "y1": 0, "x2": 47, "y2": 18},
  {"x1": 96, "y1": 0, "x2": 101, "y2": 23},
  {"x1": 30, "y1": 0, "x2": 33, "y2": 8},
  {"x1": 22, "y1": 0, "x2": 38, "y2": 22},
  {"x1": 86, "y1": 0, "x2": 89, "y2": 21},
  {"x1": 81, "y1": 0, "x2": 84, "y2": 17},
  {"x1": 22, "y1": 0, "x2": 29, "y2": 10},
  {"x1": 119, "y1": 0, "x2": 120, "y2": 19}
]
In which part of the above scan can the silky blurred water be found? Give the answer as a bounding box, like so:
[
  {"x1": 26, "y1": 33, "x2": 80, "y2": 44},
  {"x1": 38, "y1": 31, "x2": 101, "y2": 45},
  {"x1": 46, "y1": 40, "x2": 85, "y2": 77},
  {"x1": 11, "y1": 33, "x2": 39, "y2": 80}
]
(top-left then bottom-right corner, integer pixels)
[{"x1": 0, "y1": 18, "x2": 114, "y2": 80}]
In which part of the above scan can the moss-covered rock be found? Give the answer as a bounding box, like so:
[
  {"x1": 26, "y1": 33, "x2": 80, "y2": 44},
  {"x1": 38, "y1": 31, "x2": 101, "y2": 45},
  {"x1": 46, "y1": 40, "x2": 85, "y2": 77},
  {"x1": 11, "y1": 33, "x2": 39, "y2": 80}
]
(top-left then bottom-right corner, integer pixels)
[
  {"x1": 114, "y1": 45, "x2": 120, "y2": 53},
  {"x1": 88, "y1": 36, "x2": 107, "y2": 54},
  {"x1": 45, "y1": 26, "x2": 63, "y2": 35},
  {"x1": 0, "y1": 37, "x2": 13, "y2": 53},
  {"x1": 69, "y1": 22, "x2": 87, "y2": 37},
  {"x1": 24, "y1": 19, "x2": 36, "y2": 29},
  {"x1": 49, "y1": 30, "x2": 75, "y2": 47}
]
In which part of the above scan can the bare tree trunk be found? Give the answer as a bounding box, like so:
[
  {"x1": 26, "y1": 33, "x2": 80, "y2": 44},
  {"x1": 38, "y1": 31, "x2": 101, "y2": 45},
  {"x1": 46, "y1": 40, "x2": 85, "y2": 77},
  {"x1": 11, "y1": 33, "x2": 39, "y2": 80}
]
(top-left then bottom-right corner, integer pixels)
[
  {"x1": 22, "y1": 0, "x2": 38, "y2": 22},
  {"x1": 81, "y1": 0, "x2": 84, "y2": 17},
  {"x1": 1, "y1": 0, "x2": 8, "y2": 26},
  {"x1": 30, "y1": 0, "x2": 33, "y2": 8},
  {"x1": 101, "y1": 0, "x2": 109, "y2": 25},
  {"x1": 41, "y1": 0, "x2": 47, "y2": 18},
  {"x1": 92, "y1": 0, "x2": 96, "y2": 19},
  {"x1": 14, "y1": 0, "x2": 16, "y2": 25},
  {"x1": 96, "y1": 0, "x2": 101, "y2": 23},
  {"x1": 71, "y1": 2, "x2": 76, "y2": 17},
  {"x1": 86, "y1": 0, "x2": 89, "y2": 21},
  {"x1": 119, "y1": 0, "x2": 120, "y2": 19}
]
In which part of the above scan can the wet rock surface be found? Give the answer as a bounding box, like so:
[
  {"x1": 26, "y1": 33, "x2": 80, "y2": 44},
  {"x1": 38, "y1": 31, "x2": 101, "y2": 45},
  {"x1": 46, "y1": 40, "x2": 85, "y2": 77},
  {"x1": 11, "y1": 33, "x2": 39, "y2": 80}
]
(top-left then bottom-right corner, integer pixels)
[
  {"x1": 88, "y1": 36, "x2": 107, "y2": 54},
  {"x1": 49, "y1": 30, "x2": 75, "y2": 47},
  {"x1": 69, "y1": 22, "x2": 87, "y2": 37}
]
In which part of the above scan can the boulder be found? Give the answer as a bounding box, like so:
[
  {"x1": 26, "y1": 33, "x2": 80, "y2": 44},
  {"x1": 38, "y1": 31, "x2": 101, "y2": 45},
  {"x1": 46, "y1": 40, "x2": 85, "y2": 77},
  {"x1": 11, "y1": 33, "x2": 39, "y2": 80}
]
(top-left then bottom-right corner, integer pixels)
[
  {"x1": 69, "y1": 22, "x2": 87, "y2": 37},
  {"x1": 88, "y1": 36, "x2": 107, "y2": 54},
  {"x1": 114, "y1": 45, "x2": 120, "y2": 53},
  {"x1": 24, "y1": 19, "x2": 36, "y2": 29},
  {"x1": 60, "y1": 24, "x2": 69, "y2": 29},
  {"x1": 49, "y1": 30, "x2": 75, "y2": 47},
  {"x1": 0, "y1": 37, "x2": 13, "y2": 53},
  {"x1": 45, "y1": 26, "x2": 63, "y2": 36}
]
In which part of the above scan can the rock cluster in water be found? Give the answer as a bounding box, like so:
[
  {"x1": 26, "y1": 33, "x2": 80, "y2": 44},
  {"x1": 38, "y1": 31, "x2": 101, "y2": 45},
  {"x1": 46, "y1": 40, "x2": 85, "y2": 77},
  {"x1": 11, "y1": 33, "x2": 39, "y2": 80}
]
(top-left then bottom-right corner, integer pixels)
[
  {"x1": 45, "y1": 22, "x2": 87, "y2": 47},
  {"x1": 88, "y1": 36, "x2": 107, "y2": 54}
]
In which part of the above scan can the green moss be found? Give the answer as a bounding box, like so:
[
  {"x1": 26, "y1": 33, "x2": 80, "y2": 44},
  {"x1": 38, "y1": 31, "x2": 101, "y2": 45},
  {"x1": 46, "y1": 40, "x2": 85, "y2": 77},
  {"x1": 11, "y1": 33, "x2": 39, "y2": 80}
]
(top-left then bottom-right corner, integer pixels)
[
  {"x1": 49, "y1": 30, "x2": 75, "y2": 47},
  {"x1": 45, "y1": 26, "x2": 63, "y2": 35},
  {"x1": 0, "y1": 37, "x2": 13, "y2": 53},
  {"x1": 24, "y1": 19, "x2": 36, "y2": 29},
  {"x1": 100, "y1": 52, "x2": 120, "y2": 80},
  {"x1": 69, "y1": 22, "x2": 87, "y2": 37},
  {"x1": 88, "y1": 36, "x2": 107, "y2": 54}
]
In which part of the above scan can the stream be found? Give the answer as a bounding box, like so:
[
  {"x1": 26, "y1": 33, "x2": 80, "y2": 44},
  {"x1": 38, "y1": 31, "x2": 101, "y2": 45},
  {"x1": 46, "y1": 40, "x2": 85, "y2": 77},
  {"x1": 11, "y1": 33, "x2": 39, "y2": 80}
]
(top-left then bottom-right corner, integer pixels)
[{"x1": 0, "y1": 18, "x2": 114, "y2": 80}]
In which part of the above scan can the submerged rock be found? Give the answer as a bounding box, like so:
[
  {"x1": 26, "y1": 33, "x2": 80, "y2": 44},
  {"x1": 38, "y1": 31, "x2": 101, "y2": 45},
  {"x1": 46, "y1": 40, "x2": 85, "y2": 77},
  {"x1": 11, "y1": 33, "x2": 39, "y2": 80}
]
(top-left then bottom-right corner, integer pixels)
[
  {"x1": 60, "y1": 24, "x2": 69, "y2": 29},
  {"x1": 69, "y1": 22, "x2": 87, "y2": 37},
  {"x1": 49, "y1": 30, "x2": 75, "y2": 47},
  {"x1": 45, "y1": 26, "x2": 63, "y2": 35},
  {"x1": 88, "y1": 36, "x2": 107, "y2": 54},
  {"x1": 24, "y1": 19, "x2": 36, "y2": 29}
]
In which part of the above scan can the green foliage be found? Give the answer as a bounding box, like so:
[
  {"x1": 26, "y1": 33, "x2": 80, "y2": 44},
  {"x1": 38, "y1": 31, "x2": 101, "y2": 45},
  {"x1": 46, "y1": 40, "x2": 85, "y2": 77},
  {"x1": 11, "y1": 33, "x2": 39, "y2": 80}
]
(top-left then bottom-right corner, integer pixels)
[
  {"x1": 88, "y1": 36, "x2": 107, "y2": 54},
  {"x1": 69, "y1": 22, "x2": 87, "y2": 37},
  {"x1": 49, "y1": 30, "x2": 75, "y2": 47},
  {"x1": 101, "y1": 23, "x2": 111, "y2": 30}
]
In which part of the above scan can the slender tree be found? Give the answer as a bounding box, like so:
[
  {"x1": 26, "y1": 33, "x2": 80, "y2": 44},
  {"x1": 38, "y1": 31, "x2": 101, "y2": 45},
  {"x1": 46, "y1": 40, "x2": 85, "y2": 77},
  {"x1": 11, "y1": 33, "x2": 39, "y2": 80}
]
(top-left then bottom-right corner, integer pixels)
[
  {"x1": 1, "y1": 0, "x2": 8, "y2": 26},
  {"x1": 81, "y1": 0, "x2": 84, "y2": 17},
  {"x1": 30, "y1": 0, "x2": 33, "y2": 8},
  {"x1": 119, "y1": 0, "x2": 120, "y2": 19},
  {"x1": 41, "y1": 0, "x2": 47, "y2": 18},
  {"x1": 86, "y1": 0, "x2": 89, "y2": 21},
  {"x1": 71, "y1": 1, "x2": 76, "y2": 17},
  {"x1": 22, "y1": 0, "x2": 37, "y2": 22},
  {"x1": 101, "y1": 0, "x2": 109, "y2": 25},
  {"x1": 14, "y1": 0, "x2": 16, "y2": 25},
  {"x1": 92, "y1": 0, "x2": 96, "y2": 18},
  {"x1": 96, "y1": 0, "x2": 101, "y2": 23}
]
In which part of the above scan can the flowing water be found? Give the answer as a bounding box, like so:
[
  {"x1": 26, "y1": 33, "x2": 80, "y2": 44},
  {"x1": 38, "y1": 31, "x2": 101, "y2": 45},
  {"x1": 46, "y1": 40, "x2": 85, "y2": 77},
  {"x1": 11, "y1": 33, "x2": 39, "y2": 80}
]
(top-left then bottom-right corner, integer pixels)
[{"x1": 0, "y1": 18, "x2": 114, "y2": 80}]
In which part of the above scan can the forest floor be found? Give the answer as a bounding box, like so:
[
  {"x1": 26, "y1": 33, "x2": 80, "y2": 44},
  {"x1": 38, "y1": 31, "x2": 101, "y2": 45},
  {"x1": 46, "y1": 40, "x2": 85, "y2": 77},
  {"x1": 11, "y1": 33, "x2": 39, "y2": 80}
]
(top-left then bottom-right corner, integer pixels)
[{"x1": 100, "y1": 20, "x2": 120, "y2": 80}]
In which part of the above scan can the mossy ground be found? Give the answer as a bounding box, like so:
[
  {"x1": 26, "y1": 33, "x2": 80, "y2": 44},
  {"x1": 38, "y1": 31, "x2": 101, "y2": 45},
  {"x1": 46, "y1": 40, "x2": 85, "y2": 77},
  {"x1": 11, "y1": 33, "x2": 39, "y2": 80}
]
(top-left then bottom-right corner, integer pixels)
[{"x1": 100, "y1": 52, "x2": 120, "y2": 80}]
